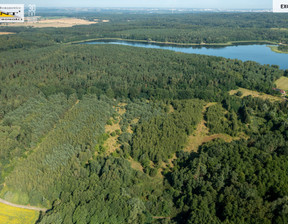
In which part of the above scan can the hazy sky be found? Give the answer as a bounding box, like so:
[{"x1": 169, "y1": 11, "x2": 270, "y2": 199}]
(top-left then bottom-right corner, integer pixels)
[{"x1": 0, "y1": 0, "x2": 272, "y2": 9}]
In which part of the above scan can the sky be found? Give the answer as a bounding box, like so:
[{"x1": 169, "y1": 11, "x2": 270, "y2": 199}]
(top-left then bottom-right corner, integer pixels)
[{"x1": 0, "y1": 0, "x2": 272, "y2": 9}]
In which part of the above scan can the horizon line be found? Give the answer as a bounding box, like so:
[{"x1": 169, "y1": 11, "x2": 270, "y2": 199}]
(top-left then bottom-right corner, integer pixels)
[{"x1": 35, "y1": 7, "x2": 272, "y2": 10}]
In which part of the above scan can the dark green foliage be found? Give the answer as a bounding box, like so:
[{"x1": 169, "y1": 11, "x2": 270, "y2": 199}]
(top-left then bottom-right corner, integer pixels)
[
  {"x1": 236, "y1": 91, "x2": 243, "y2": 97},
  {"x1": 106, "y1": 119, "x2": 113, "y2": 125},
  {"x1": 38, "y1": 156, "x2": 173, "y2": 224},
  {"x1": 167, "y1": 95, "x2": 288, "y2": 223},
  {"x1": 278, "y1": 45, "x2": 288, "y2": 52},
  {"x1": 0, "y1": 13, "x2": 288, "y2": 224},
  {"x1": 2, "y1": 95, "x2": 114, "y2": 207},
  {"x1": 206, "y1": 104, "x2": 230, "y2": 134},
  {"x1": 131, "y1": 100, "x2": 204, "y2": 164},
  {"x1": 0, "y1": 93, "x2": 76, "y2": 183},
  {"x1": 2, "y1": 13, "x2": 288, "y2": 50},
  {"x1": 170, "y1": 137, "x2": 288, "y2": 224},
  {"x1": 0, "y1": 44, "x2": 283, "y2": 117},
  {"x1": 205, "y1": 104, "x2": 241, "y2": 135}
]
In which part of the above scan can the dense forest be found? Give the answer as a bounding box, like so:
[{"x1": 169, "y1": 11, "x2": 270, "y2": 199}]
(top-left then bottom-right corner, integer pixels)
[
  {"x1": 0, "y1": 11, "x2": 288, "y2": 224},
  {"x1": 278, "y1": 45, "x2": 288, "y2": 52},
  {"x1": 1, "y1": 12, "x2": 288, "y2": 52}
]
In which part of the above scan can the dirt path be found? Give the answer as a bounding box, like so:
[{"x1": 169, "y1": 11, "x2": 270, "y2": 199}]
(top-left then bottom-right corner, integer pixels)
[{"x1": 0, "y1": 198, "x2": 47, "y2": 212}]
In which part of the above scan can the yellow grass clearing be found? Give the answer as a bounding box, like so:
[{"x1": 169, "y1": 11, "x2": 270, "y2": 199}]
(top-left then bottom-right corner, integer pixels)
[
  {"x1": 117, "y1": 103, "x2": 127, "y2": 115},
  {"x1": 270, "y1": 28, "x2": 288, "y2": 31},
  {"x1": 168, "y1": 104, "x2": 175, "y2": 114},
  {"x1": 104, "y1": 121, "x2": 121, "y2": 155},
  {"x1": 184, "y1": 102, "x2": 242, "y2": 153},
  {"x1": 230, "y1": 88, "x2": 283, "y2": 102},
  {"x1": 185, "y1": 123, "x2": 239, "y2": 153},
  {"x1": 131, "y1": 118, "x2": 139, "y2": 125},
  {"x1": 105, "y1": 120, "x2": 120, "y2": 133},
  {"x1": 185, "y1": 120, "x2": 208, "y2": 152},
  {"x1": 275, "y1": 77, "x2": 288, "y2": 91},
  {"x1": 128, "y1": 158, "x2": 144, "y2": 172},
  {"x1": 0, "y1": 202, "x2": 39, "y2": 224},
  {"x1": 0, "y1": 18, "x2": 98, "y2": 28},
  {"x1": 0, "y1": 32, "x2": 15, "y2": 35},
  {"x1": 103, "y1": 102, "x2": 129, "y2": 155},
  {"x1": 127, "y1": 126, "x2": 133, "y2": 134}
]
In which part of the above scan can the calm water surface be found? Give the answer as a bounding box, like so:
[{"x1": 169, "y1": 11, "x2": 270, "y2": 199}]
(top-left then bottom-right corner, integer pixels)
[{"x1": 83, "y1": 40, "x2": 288, "y2": 70}]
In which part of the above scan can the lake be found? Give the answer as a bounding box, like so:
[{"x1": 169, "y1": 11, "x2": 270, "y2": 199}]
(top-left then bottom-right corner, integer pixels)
[{"x1": 82, "y1": 40, "x2": 288, "y2": 70}]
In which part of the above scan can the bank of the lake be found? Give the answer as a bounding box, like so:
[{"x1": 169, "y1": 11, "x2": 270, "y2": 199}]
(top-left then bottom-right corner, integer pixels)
[
  {"x1": 80, "y1": 39, "x2": 288, "y2": 70},
  {"x1": 71, "y1": 37, "x2": 278, "y2": 47},
  {"x1": 269, "y1": 46, "x2": 288, "y2": 54}
]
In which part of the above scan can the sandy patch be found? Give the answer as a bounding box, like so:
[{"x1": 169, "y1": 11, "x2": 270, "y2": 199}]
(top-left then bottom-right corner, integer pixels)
[
  {"x1": 0, "y1": 32, "x2": 15, "y2": 35},
  {"x1": 0, "y1": 18, "x2": 98, "y2": 28}
]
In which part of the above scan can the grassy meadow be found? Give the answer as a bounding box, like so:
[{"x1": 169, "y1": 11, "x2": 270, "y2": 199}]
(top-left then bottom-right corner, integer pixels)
[{"x1": 275, "y1": 76, "x2": 288, "y2": 91}]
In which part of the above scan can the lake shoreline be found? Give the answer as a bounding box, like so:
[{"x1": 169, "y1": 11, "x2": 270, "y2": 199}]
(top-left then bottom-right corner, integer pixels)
[
  {"x1": 77, "y1": 39, "x2": 288, "y2": 69},
  {"x1": 269, "y1": 46, "x2": 288, "y2": 54},
  {"x1": 70, "y1": 37, "x2": 278, "y2": 47}
]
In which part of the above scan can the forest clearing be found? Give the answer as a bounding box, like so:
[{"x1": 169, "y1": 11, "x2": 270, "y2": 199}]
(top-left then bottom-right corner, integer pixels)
[
  {"x1": 275, "y1": 76, "x2": 288, "y2": 91},
  {"x1": 230, "y1": 87, "x2": 283, "y2": 101}
]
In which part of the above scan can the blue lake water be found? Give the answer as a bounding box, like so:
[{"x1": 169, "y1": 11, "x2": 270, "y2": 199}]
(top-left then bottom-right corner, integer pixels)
[{"x1": 82, "y1": 40, "x2": 288, "y2": 70}]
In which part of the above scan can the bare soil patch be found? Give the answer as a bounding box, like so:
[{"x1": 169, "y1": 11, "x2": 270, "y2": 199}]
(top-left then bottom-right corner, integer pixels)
[
  {"x1": 0, "y1": 32, "x2": 15, "y2": 35},
  {"x1": 1, "y1": 18, "x2": 98, "y2": 28}
]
